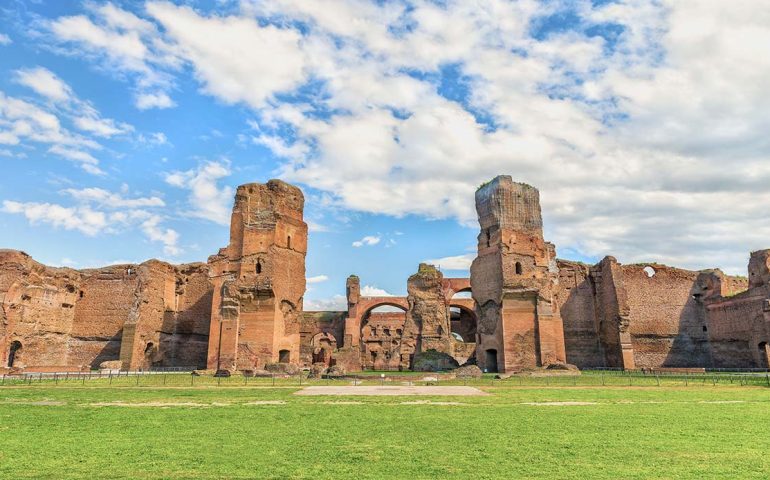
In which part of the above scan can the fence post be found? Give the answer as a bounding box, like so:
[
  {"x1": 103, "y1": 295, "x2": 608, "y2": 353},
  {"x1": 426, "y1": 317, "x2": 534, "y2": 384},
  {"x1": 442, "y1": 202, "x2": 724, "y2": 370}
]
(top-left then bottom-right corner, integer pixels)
[
  {"x1": 54, "y1": 373, "x2": 58, "y2": 385},
  {"x1": 684, "y1": 374, "x2": 688, "y2": 387},
  {"x1": 655, "y1": 374, "x2": 660, "y2": 386},
  {"x1": 601, "y1": 372, "x2": 605, "y2": 386},
  {"x1": 136, "y1": 373, "x2": 140, "y2": 387},
  {"x1": 766, "y1": 373, "x2": 769, "y2": 387},
  {"x1": 272, "y1": 374, "x2": 275, "y2": 387},
  {"x1": 217, "y1": 376, "x2": 221, "y2": 387},
  {"x1": 1, "y1": 374, "x2": 4, "y2": 386},
  {"x1": 109, "y1": 373, "x2": 113, "y2": 386},
  {"x1": 81, "y1": 373, "x2": 85, "y2": 386},
  {"x1": 191, "y1": 374, "x2": 194, "y2": 387}
]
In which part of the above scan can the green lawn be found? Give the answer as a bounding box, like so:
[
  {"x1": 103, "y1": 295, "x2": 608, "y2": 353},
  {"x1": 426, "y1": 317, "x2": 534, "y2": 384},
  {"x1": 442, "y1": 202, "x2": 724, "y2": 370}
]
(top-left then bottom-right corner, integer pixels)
[{"x1": 1, "y1": 382, "x2": 769, "y2": 479}]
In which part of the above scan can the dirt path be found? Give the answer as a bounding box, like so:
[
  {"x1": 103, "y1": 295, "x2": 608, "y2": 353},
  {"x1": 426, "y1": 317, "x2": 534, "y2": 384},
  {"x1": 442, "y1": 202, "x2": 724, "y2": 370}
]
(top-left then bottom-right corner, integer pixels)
[{"x1": 294, "y1": 386, "x2": 488, "y2": 396}]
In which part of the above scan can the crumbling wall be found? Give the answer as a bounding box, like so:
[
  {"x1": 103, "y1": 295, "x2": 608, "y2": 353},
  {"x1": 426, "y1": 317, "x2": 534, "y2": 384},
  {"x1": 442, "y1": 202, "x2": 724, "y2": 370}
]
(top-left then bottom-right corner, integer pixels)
[
  {"x1": 621, "y1": 264, "x2": 710, "y2": 368},
  {"x1": 703, "y1": 252, "x2": 769, "y2": 368},
  {"x1": 71, "y1": 265, "x2": 137, "y2": 368},
  {"x1": 299, "y1": 311, "x2": 345, "y2": 366},
  {"x1": 556, "y1": 260, "x2": 604, "y2": 368},
  {"x1": 406, "y1": 263, "x2": 452, "y2": 356},
  {"x1": 470, "y1": 176, "x2": 566, "y2": 373},
  {"x1": 207, "y1": 180, "x2": 307, "y2": 371},
  {"x1": 0, "y1": 250, "x2": 82, "y2": 368}
]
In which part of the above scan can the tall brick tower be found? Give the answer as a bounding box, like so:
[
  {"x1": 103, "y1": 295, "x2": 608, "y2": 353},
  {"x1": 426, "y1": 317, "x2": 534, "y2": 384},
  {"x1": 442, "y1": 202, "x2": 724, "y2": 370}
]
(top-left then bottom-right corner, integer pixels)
[
  {"x1": 470, "y1": 176, "x2": 566, "y2": 372},
  {"x1": 207, "y1": 180, "x2": 307, "y2": 371}
]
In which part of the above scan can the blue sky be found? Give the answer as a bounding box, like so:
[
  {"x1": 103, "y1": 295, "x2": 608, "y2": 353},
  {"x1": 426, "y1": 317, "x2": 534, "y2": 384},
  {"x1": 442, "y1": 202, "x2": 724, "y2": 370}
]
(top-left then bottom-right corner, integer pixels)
[{"x1": 1, "y1": 1, "x2": 769, "y2": 309}]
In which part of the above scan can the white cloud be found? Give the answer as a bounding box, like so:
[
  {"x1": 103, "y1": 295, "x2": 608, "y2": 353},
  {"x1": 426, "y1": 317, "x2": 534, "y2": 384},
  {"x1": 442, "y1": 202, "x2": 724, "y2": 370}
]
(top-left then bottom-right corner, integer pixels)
[
  {"x1": 145, "y1": 1, "x2": 307, "y2": 109},
  {"x1": 3, "y1": 184, "x2": 179, "y2": 256},
  {"x1": 14, "y1": 67, "x2": 73, "y2": 102},
  {"x1": 62, "y1": 187, "x2": 165, "y2": 208},
  {"x1": 45, "y1": 4, "x2": 180, "y2": 110},
  {"x1": 307, "y1": 274, "x2": 329, "y2": 284},
  {"x1": 424, "y1": 253, "x2": 474, "y2": 271},
  {"x1": 0, "y1": 33, "x2": 10, "y2": 46},
  {"x1": 2, "y1": 200, "x2": 107, "y2": 236},
  {"x1": 140, "y1": 214, "x2": 181, "y2": 256},
  {"x1": 360, "y1": 285, "x2": 393, "y2": 297},
  {"x1": 352, "y1": 235, "x2": 380, "y2": 247},
  {"x1": 164, "y1": 160, "x2": 234, "y2": 225},
  {"x1": 303, "y1": 294, "x2": 346, "y2": 311},
  {"x1": 32, "y1": 1, "x2": 770, "y2": 274},
  {"x1": 135, "y1": 92, "x2": 175, "y2": 110}
]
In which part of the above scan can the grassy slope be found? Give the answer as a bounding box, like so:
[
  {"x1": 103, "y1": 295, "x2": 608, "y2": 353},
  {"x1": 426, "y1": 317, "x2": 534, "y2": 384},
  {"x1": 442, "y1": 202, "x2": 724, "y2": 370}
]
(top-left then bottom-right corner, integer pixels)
[{"x1": 1, "y1": 385, "x2": 769, "y2": 479}]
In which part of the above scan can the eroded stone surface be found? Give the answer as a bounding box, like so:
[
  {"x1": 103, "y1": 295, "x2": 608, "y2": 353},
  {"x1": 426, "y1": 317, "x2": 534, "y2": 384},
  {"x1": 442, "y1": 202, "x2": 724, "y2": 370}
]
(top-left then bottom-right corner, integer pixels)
[{"x1": 3, "y1": 176, "x2": 769, "y2": 373}]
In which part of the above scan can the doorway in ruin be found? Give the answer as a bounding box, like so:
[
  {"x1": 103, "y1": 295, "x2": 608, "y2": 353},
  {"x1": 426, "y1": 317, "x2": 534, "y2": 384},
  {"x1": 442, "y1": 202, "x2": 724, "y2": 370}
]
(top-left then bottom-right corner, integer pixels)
[
  {"x1": 311, "y1": 332, "x2": 337, "y2": 365},
  {"x1": 759, "y1": 342, "x2": 769, "y2": 369},
  {"x1": 485, "y1": 349, "x2": 498, "y2": 373},
  {"x1": 279, "y1": 349, "x2": 291, "y2": 363},
  {"x1": 360, "y1": 304, "x2": 407, "y2": 370},
  {"x1": 7, "y1": 341, "x2": 21, "y2": 367}
]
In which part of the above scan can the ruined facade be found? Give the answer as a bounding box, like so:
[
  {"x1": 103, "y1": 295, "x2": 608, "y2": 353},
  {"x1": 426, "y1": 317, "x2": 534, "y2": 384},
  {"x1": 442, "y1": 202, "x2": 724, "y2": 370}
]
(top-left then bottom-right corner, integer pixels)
[{"x1": 2, "y1": 176, "x2": 769, "y2": 373}]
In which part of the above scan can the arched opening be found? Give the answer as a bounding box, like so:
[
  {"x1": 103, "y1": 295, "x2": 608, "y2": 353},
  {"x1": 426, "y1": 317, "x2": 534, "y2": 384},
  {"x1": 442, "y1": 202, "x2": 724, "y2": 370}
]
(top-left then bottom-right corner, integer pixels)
[
  {"x1": 256, "y1": 259, "x2": 262, "y2": 274},
  {"x1": 451, "y1": 290, "x2": 473, "y2": 299},
  {"x1": 279, "y1": 349, "x2": 291, "y2": 363},
  {"x1": 7, "y1": 341, "x2": 22, "y2": 367},
  {"x1": 643, "y1": 266, "x2": 656, "y2": 278},
  {"x1": 485, "y1": 349, "x2": 498, "y2": 373},
  {"x1": 449, "y1": 306, "x2": 477, "y2": 343},
  {"x1": 759, "y1": 342, "x2": 769, "y2": 369},
  {"x1": 360, "y1": 303, "x2": 407, "y2": 370},
  {"x1": 144, "y1": 342, "x2": 154, "y2": 355},
  {"x1": 515, "y1": 262, "x2": 522, "y2": 275},
  {"x1": 287, "y1": 235, "x2": 292, "y2": 249},
  {"x1": 311, "y1": 333, "x2": 337, "y2": 365}
]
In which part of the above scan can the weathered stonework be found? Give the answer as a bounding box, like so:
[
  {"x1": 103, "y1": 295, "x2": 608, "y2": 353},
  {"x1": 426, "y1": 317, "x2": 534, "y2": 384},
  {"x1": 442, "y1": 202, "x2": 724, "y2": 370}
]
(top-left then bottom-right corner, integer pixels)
[
  {"x1": 3, "y1": 176, "x2": 769, "y2": 373},
  {"x1": 470, "y1": 176, "x2": 566, "y2": 373},
  {"x1": 206, "y1": 180, "x2": 307, "y2": 372}
]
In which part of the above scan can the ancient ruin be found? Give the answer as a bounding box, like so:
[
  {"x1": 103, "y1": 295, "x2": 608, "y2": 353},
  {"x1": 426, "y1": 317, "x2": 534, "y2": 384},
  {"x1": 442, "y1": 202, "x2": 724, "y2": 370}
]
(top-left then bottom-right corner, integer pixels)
[{"x1": 2, "y1": 175, "x2": 769, "y2": 374}]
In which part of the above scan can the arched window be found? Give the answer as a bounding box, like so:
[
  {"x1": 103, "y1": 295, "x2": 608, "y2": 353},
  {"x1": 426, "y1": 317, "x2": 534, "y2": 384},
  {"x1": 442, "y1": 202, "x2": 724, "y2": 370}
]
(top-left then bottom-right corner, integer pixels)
[
  {"x1": 144, "y1": 342, "x2": 154, "y2": 354},
  {"x1": 515, "y1": 262, "x2": 522, "y2": 275},
  {"x1": 256, "y1": 259, "x2": 262, "y2": 274},
  {"x1": 287, "y1": 235, "x2": 292, "y2": 249}
]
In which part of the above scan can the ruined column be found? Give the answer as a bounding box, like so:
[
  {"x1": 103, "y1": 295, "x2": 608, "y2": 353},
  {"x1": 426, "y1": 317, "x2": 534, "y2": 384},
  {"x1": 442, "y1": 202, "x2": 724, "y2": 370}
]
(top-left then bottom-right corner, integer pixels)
[
  {"x1": 470, "y1": 176, "x2": 566, "y2": 373},
  {"x1": 404, "y1": 263, "x2": 455, "y2": 370},
  {"x1": 207, "y1": 180, "x2": 307, "y2": 372}
]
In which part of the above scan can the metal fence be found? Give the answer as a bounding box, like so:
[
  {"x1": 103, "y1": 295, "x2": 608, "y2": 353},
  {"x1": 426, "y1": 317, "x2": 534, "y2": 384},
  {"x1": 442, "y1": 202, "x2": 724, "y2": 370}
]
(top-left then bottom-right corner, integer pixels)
[{"x1": 1, "y1": 369, "x2": 769, "y2": 388}]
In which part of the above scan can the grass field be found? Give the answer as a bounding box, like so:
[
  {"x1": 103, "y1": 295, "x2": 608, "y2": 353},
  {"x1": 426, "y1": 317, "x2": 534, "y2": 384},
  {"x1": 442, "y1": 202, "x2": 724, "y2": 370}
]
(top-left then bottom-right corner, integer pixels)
[{"x1": 1, "y1": 380, "x2": 769, "y2": 479}]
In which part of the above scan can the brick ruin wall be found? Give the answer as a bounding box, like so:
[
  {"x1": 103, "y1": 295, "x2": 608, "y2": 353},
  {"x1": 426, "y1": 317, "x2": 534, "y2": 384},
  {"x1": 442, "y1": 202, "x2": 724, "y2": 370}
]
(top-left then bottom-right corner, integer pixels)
[
  {"x1": 0, "y1": 249, "x2": 211, "y2": 371},
  {"x1": 3, "y1": 177, "x2": 770, "y2": 373}
]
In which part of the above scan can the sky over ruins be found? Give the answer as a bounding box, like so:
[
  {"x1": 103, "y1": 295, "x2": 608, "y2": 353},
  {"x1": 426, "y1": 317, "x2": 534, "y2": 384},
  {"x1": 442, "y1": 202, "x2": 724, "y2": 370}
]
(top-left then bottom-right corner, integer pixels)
[{"x1": 0, "y1": 0, "x2": 768, "y2": 309}]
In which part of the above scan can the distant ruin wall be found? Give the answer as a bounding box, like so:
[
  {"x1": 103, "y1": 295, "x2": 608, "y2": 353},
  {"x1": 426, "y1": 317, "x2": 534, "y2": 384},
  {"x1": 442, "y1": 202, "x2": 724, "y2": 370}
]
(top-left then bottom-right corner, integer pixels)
[
  {"x1": 556, "y1": 260, "x2": 604, "y2": 368},
  {"x1": 621, "y1": 264, "x2": 710, "y2": 368}
]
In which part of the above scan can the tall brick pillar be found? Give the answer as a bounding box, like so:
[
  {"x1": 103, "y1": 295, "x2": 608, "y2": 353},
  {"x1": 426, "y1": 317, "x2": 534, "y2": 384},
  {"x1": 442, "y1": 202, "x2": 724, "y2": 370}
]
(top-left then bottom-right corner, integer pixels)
[
  {"x1": 470, "y1": 176, "x2": 566, "y2": 373},
  {"x1": 207, "y1": 180, "x2": 307, "y2": 371}
]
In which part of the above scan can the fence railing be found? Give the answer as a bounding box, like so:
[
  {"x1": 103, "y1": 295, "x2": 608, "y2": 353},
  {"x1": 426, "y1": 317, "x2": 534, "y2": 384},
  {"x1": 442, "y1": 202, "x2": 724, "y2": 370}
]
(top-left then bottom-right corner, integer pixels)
[{"x1": 1, "y1": 369, "x2": 769, "y2": 388}]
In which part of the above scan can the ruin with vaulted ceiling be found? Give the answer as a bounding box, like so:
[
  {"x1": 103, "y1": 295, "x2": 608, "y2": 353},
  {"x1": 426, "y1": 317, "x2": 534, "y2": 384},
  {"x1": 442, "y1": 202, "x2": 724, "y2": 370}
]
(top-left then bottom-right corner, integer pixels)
[{"x1": 2, "y1": 175, "x2": 769, "y2": 374}]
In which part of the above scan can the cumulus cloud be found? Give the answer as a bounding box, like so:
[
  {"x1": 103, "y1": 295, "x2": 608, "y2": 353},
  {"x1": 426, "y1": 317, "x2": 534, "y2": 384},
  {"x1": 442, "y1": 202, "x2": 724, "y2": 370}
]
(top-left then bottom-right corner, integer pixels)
[
  {"x1": 2, "y1": 200, "x2": 107, "y2": 236},
  {"x1": 360, "y1": 285, "x2": 393, "y2": 297},
  {"x1": 33, "y1": 1, "x2": 770, "y2": 273},
  {"x1": 0, "y1": 33, "x2": 11, "y2": 46},
  {"x1": 304, "y1": 294, "x2": 346, "y2": 311},
  {"x1": 14, "y1": 66, "x2": 73, "y2": 102},
  {"x1": 3, "y1": 185, "x2": 180, "y2": 256},
  {"x1": 135, "y1": 92, "x2": 175, "y2": 110},
  {"x1": 424, "y1": 253, "x2": 474, "y2": 271},
  {"x1": 352, "y1": 235, "x2": 380, "y2": 248},
  {"x1": 164, "y1": 160, "x2": 234, "y2": 225},
  {"x1": 306, "y1": 274, "x2": 329, "y2": 284}
]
